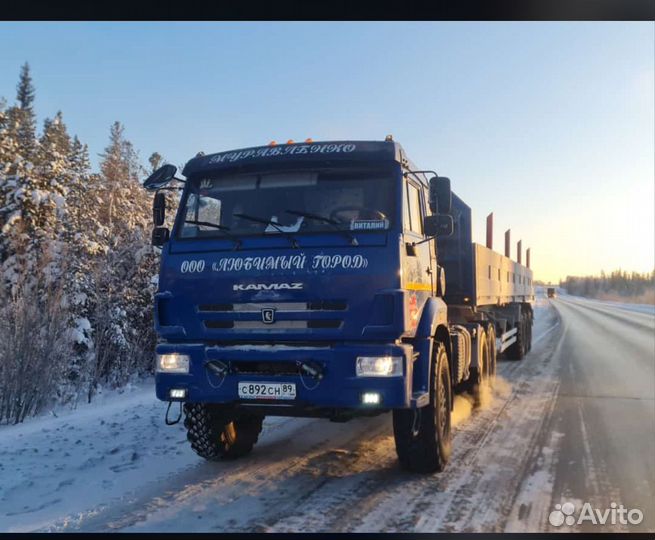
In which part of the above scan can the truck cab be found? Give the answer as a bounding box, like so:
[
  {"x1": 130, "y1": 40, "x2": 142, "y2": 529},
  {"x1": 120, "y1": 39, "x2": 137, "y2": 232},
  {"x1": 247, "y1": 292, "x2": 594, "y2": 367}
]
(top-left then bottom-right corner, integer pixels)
[{"x1": 145, "y1": 138, "x2": 533, "y2": 473}]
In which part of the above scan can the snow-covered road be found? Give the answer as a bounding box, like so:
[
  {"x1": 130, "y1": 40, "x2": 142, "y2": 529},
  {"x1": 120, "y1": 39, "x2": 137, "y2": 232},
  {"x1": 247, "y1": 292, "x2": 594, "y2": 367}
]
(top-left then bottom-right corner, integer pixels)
[{"x1": 1, "y1": 295, "x2": 653, "y2": 532}]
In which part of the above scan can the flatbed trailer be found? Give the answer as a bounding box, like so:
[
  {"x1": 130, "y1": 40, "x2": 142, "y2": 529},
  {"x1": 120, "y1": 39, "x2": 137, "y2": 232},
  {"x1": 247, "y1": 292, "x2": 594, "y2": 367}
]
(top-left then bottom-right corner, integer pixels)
[{"x1": 438, "y1": 194, "x2": 534, "y2": 360}]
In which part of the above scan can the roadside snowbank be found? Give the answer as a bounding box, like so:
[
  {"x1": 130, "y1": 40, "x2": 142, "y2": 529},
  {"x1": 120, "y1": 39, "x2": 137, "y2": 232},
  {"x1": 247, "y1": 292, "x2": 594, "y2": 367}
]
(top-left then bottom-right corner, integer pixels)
[{"x1": 0, "y1": 380, "x2": 195, "y2": 532}]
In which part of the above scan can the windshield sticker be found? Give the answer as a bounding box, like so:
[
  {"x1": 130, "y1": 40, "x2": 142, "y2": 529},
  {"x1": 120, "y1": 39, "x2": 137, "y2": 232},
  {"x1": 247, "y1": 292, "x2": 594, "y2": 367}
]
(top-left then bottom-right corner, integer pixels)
[
  {"x1": 350, "y1": 219, "x2": 389, "y2": 231},
  {"x1": 211, "y1": 253, "x2": 369, "y2": 273},
  {"x1": 206, "y1": 143, "x2": 357, "y2": 165}
]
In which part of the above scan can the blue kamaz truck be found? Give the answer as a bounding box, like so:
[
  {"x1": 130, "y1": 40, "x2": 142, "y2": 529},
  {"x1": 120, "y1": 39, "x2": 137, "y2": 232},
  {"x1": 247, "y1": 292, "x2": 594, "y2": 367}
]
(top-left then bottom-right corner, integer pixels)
[{"x1": 144, "y1": 138, "x2": 534, "y2": 473}]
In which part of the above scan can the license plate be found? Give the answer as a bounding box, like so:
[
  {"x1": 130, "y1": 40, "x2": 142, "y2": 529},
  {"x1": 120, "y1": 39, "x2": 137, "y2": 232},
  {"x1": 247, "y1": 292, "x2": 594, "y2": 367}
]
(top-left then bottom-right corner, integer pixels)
[{"x1": 238, "y1": 382, "x2": 296, "y2": 400}]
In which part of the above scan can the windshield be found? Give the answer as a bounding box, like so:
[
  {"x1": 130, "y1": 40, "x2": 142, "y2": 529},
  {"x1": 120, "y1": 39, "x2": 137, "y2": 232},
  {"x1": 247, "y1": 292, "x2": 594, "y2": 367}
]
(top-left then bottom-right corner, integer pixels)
[{"x1": 177, "y1": 168, "x2": 395, "y2": 239}]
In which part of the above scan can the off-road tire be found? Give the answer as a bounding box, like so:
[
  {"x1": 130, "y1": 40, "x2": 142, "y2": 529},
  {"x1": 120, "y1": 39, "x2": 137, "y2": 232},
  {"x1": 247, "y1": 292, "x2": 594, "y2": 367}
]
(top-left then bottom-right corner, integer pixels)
[
  {"x1": 521, "y1": 316, "x2": 530, "y2": 355},
  {"x1": 393, "y1": 342, "x2": 452, "y2": 473},
  {"x1": 505, "y1": 316, "x2": 525, "y2": 361},
  {"x1": 468, "y1": 329, "x2": 488, "y2": 406},
  {"x1": 184, "y1": 403, "x2": 264, "y2": 460},
  {"x1": 486, "y1": 323, "x2": 497, "y2": 386}
]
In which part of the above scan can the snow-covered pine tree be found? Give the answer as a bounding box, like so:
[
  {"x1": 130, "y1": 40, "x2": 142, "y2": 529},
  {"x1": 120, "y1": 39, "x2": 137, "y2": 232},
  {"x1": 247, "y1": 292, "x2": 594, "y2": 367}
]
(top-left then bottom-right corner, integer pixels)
[
  {"x1": 53, "y1": 130, "x2": 110, "y2": 402},
  {"x1": 0, "y1": 69, "x2": 72, "y2": 421},
  {"x1": 0, "y1": 99, "x2": 18, "y2": 244},
  {"x1": 70, "y1": 135, "x2": 90, "y2": 174},
  {"x1": 0, "y1": 64, "x2": 45, "y2": 296},
  {"x1": 7, "y1": 63, "x2": 37, "y2": 165},
  {"x1": 35, "y1": 111, "x2": 73, "y2": 286},
  {"x1": 87, "y1": 122, "x2": 157, "y2": 399},
  {"x1": 0, "y1": 99, "x2": 18, "y2": 172}
]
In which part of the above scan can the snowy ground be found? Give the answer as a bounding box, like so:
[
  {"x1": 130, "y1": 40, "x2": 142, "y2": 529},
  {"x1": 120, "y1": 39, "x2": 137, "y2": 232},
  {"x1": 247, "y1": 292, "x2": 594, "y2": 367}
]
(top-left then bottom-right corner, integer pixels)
[{"x1": 1, "y1": 295, "x2": 652, "y2": 532}]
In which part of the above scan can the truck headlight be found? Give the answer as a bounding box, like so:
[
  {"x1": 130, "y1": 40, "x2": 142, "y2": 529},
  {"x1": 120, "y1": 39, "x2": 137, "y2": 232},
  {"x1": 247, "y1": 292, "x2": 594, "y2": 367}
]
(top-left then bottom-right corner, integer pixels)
[
  {"x1": 156, "y1": 353, "x2": 190, "y2": 373},
  {"x1": 356, "y1": 356, "x2": 403, "y2": 377}
]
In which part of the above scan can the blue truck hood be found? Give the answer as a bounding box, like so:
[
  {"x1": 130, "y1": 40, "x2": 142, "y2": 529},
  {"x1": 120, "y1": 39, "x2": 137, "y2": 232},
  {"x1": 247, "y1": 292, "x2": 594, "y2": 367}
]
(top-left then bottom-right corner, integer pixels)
[{"x1": 155, "y1": 237, "x2": 405, "y2": 342}]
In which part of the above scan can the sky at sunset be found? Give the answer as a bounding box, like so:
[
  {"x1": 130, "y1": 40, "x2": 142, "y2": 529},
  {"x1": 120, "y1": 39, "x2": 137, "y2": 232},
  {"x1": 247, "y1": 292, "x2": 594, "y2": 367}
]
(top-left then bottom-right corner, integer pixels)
[{"x1": 0, "y1": 22, "x2": 652, "y2": 283}]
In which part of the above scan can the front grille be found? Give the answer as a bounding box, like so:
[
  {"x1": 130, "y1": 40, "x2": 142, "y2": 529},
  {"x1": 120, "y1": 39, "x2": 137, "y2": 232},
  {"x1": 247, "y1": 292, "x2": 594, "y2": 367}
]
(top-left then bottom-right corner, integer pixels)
[
  {"x1": 231, "y1": 361, "x2": 300, "y2": 376},
  {"x1": 203, "y1": 320, "x2": 343, "y2": 330},
  {"x1": 199, "y1": 303, "x2": 233, "y2": 312},
  {"x1": 205, "y1": 320, "x2": 234, "y2": 329},
  {"x1": 199, "y1": 301, "x2": 347, "y2": 312},
  {"x1": 307, "y1": 320, "x2": 341, "y2": 329},
  {"x1": 200, "y1": 300, "x2": 347, "y2": 331},
  {"x1": 307, "y1": 300, "x2": 347, "y2": 311}
]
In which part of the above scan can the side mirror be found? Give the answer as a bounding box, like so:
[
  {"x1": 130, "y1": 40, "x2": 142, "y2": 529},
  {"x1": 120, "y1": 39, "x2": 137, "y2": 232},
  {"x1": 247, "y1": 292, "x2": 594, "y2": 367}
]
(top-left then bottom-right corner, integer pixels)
[
  {"x1": 153, "y1": 192, "x2": 166, "y2": 226},
  {"x1": 429, "y1": 176, "x2": 452, "y2": 214},
  {"x1": 423, "y1": 214, "x2": 454, "y2": 237},
  {"x1": 143, "y1": 164, "x2": 178, "y2": 191},
  {"x1": 152, "y1": 227, "x2": 170, "y2": 246}
]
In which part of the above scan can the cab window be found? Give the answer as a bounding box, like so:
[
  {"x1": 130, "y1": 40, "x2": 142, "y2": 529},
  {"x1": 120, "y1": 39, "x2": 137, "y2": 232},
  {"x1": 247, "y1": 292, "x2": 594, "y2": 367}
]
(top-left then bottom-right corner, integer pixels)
[{"x1": 405, "y1": 182, "x2": 424, "y2": 234}]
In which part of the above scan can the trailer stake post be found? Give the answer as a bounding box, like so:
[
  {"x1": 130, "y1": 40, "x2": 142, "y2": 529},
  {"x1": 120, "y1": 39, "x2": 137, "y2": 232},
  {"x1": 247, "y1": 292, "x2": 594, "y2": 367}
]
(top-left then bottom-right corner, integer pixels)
[
  {"x1": 517, "y1": 240, "x2": 522, "y2": 265},
  {"x1": 486, "y1": 213, "x2": 493, "y2": 249}
]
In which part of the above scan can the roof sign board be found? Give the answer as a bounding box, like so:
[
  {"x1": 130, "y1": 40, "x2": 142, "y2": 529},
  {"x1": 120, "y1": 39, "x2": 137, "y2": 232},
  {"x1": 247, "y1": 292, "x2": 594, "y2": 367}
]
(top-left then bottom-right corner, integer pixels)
[{"x1": 182, "y1": 140, "x2": 401, "y2": 177}]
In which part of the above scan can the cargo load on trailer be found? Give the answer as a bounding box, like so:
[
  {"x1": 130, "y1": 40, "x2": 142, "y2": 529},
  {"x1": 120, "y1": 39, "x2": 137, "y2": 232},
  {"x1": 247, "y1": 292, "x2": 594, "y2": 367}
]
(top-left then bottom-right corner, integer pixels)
[{"x1": 144, "y1": 138, "x2": 535, "y2": 473}]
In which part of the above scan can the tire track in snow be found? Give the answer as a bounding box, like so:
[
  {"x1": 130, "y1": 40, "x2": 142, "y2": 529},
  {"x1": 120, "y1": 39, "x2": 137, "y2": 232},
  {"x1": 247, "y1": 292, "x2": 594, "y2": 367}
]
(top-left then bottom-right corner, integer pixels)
[
  {"x1": 251, "y1": 304, "x2": 565, "y2": 532},
  {"x1": 36, "y1": 302, "x2": 565, "y2": 533}
]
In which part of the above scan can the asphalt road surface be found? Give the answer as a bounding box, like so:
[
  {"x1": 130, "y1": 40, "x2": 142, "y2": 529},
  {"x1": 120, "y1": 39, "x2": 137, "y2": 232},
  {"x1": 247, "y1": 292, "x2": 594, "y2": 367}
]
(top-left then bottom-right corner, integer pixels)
[
  {"x1": 1, "y1": 294, "x2": 653, "y2": 532},
  {"x1": 532, "y1": 295, "x2": 655, "y2": 533}
]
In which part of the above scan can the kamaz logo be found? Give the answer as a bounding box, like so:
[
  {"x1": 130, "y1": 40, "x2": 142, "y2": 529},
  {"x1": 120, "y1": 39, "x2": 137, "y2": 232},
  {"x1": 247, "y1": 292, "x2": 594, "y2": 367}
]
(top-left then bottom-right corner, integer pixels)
[
  {"x1": 261, "y1": 308, "x2": 275, "y2": 324},
  {"x1": 232, "y1": 283, "x2": 304, "y2": 291}
]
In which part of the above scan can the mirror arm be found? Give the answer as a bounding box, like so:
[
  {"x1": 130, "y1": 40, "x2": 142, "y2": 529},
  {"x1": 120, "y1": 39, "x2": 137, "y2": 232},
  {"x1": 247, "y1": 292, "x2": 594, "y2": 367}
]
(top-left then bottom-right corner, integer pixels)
[
  {"x1": 412, "y1": 235, "x2": 437, "y2": 247},
  {"x1": 403, "y1": 169, "x2": 439, "y2": 181}
]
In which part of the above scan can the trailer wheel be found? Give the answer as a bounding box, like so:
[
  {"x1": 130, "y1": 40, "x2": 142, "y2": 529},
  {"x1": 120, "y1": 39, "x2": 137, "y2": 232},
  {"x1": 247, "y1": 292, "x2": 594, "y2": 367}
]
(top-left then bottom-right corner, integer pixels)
[
  {"x1": 184, "y1": 403, "x2": 264, "y2": 461},
  {"x1": 522, "y1": 316, "x2": 531, "y2": 355},
  {"x1": 469, "y1": 329, "x2": 489, "y2": 406},
  {"x1": 393, "y1": 342, "x2": 452, "y2": 473},
  {"x1": 486, "y1": 324, "x2": 497, "y2": 386},
  {"x1": 505, "y1": 317, "x2": 525, "y2": 361},
  {"x1": 526, "y1": 314, "x2": 533, "y2": 352}
]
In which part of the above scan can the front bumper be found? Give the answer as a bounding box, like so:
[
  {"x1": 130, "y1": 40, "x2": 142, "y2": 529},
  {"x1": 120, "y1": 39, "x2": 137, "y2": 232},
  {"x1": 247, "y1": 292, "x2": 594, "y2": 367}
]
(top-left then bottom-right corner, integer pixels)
[{"x1": 155, "y1": 341, "x2": 414, "y2": 410}]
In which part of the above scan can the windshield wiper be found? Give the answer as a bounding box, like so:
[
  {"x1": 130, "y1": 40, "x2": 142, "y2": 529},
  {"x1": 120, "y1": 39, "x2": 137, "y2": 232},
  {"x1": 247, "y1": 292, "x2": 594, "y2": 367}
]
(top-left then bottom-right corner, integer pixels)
[
  {"x1": 233, "y1": 213, "x2": 300, "y2": 249},
  {"x1": 184, "y1": 220, "x2": 242, "y2": 250},
  {"x1": 285, "y1": 209, "x2": 359, "y2": 246}
]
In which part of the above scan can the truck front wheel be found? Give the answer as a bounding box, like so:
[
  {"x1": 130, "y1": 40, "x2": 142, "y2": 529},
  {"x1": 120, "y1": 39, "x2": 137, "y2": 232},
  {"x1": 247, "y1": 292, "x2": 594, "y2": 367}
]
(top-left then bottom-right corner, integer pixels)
[
  {"x1": 393, "y1": 342, "x2": 452, "y2": 473},
  {"x1": 183, "y1": 403, "x2": 264, "y2": 461}
]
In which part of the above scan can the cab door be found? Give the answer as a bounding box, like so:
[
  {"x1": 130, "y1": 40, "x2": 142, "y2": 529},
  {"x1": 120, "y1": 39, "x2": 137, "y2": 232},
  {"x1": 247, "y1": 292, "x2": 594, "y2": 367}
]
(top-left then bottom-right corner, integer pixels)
[
  {"x1": 425, "y1": 185, "x2": 437, "y2": 295},
  {"x1": 402, "y1": 179, "x2": 433, "y2": 334}
]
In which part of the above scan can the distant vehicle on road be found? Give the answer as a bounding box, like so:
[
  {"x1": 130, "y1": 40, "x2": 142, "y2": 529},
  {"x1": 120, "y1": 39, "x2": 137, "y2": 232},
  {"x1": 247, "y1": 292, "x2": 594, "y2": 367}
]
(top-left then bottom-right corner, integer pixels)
[{"x1": 547, "y1": 287, "x2": 556, "y2": 298}]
